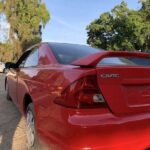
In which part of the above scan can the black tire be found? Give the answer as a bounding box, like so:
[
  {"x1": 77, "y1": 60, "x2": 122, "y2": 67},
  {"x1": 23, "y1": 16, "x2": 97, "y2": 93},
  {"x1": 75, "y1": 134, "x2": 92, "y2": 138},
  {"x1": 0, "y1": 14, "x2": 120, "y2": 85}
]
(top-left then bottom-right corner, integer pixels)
[
  {"x1": 6, "y1": 82, "x2": 11, "y2": 101},
  {"x1": 26, "y1": 103, "x2": 43, "y2": 150}
]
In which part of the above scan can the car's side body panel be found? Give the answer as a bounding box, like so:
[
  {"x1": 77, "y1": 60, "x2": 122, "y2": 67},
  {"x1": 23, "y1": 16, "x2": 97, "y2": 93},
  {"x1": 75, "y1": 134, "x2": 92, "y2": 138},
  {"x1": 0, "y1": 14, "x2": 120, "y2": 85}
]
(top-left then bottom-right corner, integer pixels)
[{"x1": 17, "y1": 67, "x2": 41, "y2": 114}]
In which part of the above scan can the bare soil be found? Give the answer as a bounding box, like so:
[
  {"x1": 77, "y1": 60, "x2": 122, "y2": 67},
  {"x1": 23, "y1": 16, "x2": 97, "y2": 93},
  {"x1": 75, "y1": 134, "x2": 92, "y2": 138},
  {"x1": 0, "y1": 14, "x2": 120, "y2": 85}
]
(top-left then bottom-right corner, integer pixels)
[{"x1": 0, "y1": 73, "x2": 27, "y2": 150}]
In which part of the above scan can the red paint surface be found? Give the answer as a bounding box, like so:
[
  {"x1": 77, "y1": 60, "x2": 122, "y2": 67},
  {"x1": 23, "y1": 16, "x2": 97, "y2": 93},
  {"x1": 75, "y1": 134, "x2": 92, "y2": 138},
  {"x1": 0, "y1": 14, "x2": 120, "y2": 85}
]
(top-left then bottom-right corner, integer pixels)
[{"x1": 6, "y1": 43, "x2": 150, "y2": 150}]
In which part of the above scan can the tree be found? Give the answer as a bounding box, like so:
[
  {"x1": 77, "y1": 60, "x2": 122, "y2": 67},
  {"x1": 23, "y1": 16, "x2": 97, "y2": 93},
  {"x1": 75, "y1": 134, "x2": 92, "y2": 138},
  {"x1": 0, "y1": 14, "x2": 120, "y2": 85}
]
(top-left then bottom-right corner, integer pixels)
[
  {"x1": 140, "y1": 0, "x2": 150, "y2": 51},
  {"x1": 0, "y1": 42, "x2": 14, "y2": 62},
  {"x1": 87, "y1": 1, "x2": 150, "y2": 52},
  {"x1": 140, "y1": 0, "x2": 150, "y2": 20},
  {"x1": 0, "y1": 0, "x2": 50, "y2": 61}
]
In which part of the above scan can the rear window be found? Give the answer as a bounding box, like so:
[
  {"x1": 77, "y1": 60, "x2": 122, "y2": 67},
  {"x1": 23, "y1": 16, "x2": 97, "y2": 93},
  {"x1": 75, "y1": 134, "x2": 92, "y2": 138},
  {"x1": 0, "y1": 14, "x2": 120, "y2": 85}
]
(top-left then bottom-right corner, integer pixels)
[
  {"x1": 128, "y1": 58, "x2": 150, "y2": 66},
  {"x1": 49, "y1": 43, "x2": 102, "y2": 64},
  {"x1": 98, "y1": 57, "x2": 150, "y2": 66}
]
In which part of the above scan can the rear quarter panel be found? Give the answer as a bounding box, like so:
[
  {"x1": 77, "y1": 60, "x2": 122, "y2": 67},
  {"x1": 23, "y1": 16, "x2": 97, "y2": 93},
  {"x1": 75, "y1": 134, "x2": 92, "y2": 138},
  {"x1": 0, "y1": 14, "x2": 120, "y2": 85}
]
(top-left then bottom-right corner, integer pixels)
[{"x1": 17, "y1": 65, "x2": 96, "y2": 127}]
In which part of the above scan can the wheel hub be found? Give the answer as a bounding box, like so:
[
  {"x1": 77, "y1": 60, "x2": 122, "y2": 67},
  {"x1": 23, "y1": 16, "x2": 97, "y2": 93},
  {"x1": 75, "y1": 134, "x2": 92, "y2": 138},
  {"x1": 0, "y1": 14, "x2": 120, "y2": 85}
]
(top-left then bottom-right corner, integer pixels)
[{"x1": 26, "y1": 110, "x2": 35, "y2": 147}]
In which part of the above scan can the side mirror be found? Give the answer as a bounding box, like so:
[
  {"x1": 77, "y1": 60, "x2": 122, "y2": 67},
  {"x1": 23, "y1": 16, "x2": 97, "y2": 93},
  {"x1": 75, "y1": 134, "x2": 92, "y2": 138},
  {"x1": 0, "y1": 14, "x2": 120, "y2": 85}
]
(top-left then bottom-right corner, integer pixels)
[{"x1": 5, "y1": 62, "x2": 17, "y2": 69}]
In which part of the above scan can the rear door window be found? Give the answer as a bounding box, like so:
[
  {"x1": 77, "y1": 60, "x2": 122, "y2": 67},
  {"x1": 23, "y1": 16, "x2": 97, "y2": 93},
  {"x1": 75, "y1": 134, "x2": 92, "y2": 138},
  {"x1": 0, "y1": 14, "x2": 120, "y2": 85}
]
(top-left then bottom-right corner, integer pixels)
[
  {"x1": 24, "y1": 48, "x2": 39, "y2": 67},
  {"x1": 17, "y1": 50, "x2": 31, "y2": 68}
]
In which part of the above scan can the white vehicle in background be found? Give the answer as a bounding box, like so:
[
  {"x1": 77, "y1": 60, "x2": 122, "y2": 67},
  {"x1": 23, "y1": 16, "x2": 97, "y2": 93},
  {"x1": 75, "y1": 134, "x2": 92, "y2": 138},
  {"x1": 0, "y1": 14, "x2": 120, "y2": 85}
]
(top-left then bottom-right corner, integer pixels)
[{"x1": 0, "y1": 62, "x2": 5, "y2": 73}]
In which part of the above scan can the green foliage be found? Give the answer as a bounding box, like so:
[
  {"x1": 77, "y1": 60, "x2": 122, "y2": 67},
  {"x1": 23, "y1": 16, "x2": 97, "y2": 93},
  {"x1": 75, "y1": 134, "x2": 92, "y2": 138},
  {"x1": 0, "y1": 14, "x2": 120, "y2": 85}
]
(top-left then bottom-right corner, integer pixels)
[
  {"x1": 87, "y1": 1, "x2": 150, "y2": 52},
  {"x1": 141, "y1": 0, "x2": 150, "y2": 20},
  {"x1": 0, "y1": 0, "x2": 50, "y2": 61},
  {"x1": 0, "y1": 42, "x2": 14, "y2": 62}
]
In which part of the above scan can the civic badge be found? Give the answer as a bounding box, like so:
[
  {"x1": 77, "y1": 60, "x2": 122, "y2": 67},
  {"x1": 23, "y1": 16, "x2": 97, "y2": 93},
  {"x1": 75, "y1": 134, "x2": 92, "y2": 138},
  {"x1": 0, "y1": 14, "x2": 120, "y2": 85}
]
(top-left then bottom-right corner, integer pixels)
[{"x1": 100, "y1": 74, "x2": 120, "y2": 78}]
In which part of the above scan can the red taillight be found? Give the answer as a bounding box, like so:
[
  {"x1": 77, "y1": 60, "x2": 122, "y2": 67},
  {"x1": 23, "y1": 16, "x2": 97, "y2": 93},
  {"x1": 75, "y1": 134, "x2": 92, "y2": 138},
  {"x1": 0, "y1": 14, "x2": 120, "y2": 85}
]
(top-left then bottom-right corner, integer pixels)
[{"x1": 54, "y1": 75, "x2": 106, "y2": 109}]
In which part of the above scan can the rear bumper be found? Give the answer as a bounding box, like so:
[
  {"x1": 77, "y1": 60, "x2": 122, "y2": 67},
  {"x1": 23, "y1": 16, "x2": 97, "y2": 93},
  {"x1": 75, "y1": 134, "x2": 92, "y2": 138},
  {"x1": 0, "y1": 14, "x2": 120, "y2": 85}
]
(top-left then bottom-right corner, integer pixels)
[{"x1": 38, "y1": 107, "x2": 150, "y2": 150}]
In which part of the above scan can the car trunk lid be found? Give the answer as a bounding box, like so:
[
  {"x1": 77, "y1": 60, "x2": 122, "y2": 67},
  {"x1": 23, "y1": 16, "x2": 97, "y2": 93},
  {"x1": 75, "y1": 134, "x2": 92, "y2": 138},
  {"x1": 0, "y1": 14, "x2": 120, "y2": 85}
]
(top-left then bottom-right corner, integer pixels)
[
  {"x1": 72, "y1": 51, "x2": 150, "y2": 114},
  {"x1": 97, "y1": 66, "x2": 150, "y2": 114}
]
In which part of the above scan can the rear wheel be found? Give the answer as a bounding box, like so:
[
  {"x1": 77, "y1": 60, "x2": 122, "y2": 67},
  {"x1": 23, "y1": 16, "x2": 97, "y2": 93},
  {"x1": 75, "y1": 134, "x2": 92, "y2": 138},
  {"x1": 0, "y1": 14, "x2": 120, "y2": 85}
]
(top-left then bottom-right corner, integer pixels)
[{"x1": 26, "y1": 103, "x2": 43, "y2": 150}]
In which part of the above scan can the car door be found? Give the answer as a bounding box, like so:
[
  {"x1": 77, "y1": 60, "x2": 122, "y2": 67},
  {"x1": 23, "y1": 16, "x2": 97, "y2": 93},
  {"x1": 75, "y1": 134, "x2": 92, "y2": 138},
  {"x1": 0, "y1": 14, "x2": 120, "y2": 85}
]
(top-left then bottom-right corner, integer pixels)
[
  {"x1": 7, "y1": 51, "x2": 31, "y2": 104},
  {"x1": 7, "y1": 67, "x2": 18, "y2": 104},
  {"x1": 17, "y1": 47, "x2": 39, "y2": 108}
]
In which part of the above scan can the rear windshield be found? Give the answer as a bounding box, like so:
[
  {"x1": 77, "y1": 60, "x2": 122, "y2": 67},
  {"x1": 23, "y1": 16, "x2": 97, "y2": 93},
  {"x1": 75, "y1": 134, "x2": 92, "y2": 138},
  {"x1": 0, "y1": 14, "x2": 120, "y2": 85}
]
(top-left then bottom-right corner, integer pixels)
[
  {"x1": 49, "y1": 43, "x2": 102, "y2": 64},
  {"x1": 49, "y1": 43, "x2": 149, "y2": 66},
  {"x1": 128, "y1": 57, "x2": 150, "y2": 66},
  {"x1": 98, "y1": 57, "x2": 150, "y2": 66}
]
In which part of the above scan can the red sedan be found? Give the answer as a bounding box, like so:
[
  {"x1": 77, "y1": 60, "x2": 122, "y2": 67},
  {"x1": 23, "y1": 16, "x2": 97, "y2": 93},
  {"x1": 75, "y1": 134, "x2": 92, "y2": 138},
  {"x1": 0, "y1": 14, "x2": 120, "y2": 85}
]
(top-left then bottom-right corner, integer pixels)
[{"x1": 5, "y1": 43, "x2": 150, "y2": 150}]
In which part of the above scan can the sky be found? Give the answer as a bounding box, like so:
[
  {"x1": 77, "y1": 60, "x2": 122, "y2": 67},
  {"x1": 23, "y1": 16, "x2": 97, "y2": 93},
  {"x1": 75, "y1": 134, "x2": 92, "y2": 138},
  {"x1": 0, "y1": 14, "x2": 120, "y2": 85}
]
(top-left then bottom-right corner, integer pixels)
[
  {"x1": 42, "y1": 0, "x2": 141, "y2": 45},
  {"x1": 0, "y1": 14, "x2": 10, "y2": 43},
  {"x1": 0, "y1": 0, "x2": 141, "y2": 44}
]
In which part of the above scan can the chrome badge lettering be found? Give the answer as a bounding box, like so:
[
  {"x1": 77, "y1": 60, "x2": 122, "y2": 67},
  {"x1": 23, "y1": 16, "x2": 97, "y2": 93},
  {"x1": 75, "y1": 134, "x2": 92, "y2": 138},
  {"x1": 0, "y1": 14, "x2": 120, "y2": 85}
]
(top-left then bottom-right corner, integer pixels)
[{"x1": 100, "y1": 74, "x2": 120, "y2": 78}]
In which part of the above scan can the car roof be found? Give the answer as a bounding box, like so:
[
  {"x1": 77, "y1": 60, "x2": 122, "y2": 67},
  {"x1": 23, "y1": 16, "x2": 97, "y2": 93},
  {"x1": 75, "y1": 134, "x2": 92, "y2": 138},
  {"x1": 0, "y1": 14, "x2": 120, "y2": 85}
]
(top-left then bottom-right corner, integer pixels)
[{"x1": 25, "y1": 42, "x2": 101, "y2": 52}]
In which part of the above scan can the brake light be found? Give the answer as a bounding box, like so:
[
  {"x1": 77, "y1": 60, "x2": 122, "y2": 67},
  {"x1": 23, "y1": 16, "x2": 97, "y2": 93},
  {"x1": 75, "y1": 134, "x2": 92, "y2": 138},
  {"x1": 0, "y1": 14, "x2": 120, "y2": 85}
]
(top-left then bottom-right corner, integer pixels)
[{"x1": 54, "y1": 75, "x2": 106, "y2": 109}]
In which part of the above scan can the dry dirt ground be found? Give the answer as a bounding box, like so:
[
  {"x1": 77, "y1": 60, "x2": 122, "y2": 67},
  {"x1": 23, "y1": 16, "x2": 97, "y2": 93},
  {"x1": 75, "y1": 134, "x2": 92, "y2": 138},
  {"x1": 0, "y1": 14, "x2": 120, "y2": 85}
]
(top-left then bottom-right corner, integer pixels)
[{"x1": 0, "y1": 73, "x2": 27, "y2": 150}]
